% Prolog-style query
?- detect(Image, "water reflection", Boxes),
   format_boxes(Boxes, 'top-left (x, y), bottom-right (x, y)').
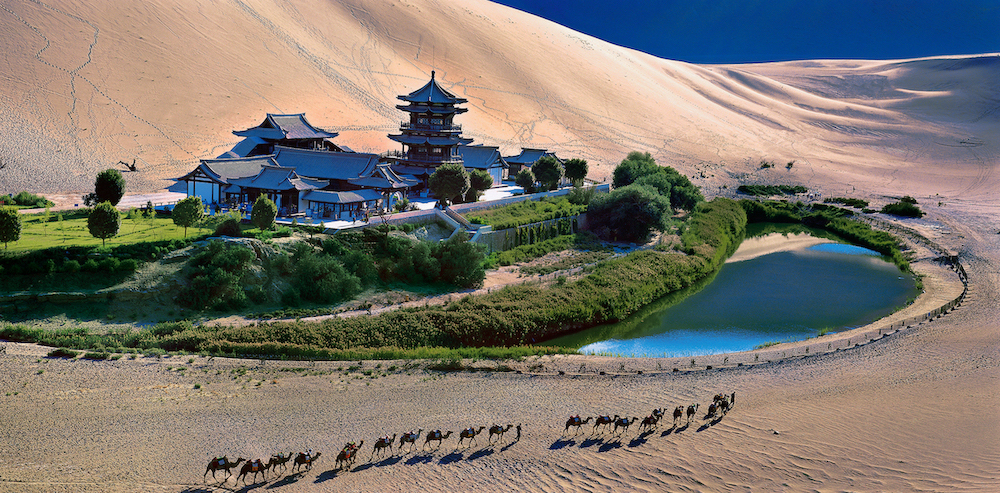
top-left (543, 229), bottom-right (918, 357)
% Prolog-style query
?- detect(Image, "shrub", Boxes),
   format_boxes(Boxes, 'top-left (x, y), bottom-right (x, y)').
top-left (214, 218), bottom-right (242, 237)
top-left (62, 260), bottom-right (81, 273)
top-left (251, 195), bottom-right (277, 231)
top-left (81, 259), bottom-right (99, 272)
top-left (881, 201), bottom-right (924, 218)
top-left (587, 184), bottom-right (673, 243)
top-left (47, 348), bottom-right (79, 358)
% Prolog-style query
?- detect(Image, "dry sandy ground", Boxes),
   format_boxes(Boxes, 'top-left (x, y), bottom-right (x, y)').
top-left (2, 0), bottom-right (999, 491)
top-left (0, 201), bottom-right (996, 493)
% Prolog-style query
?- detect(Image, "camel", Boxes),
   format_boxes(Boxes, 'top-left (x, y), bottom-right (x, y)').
top-left (236, 458), bottom-right (271, 485)
top-left (423, 430), bottom-right (453, 450)
top-left (705, 402), bottom-right (718, 420)
top-left (564, 416), bottom-right (593, 435)
top-left (398, 429), bottom-right (423, 453)
top-left (593, 415), bottom-right (619, 434)
top-left (269, 452), bottom-right (292, 475)
top-left (336, 441), bottom-right (363, 469)
top-left (489, 424), bottom-right (514, 443)
top-left (719, 396), bottom-right (731, 415)
top-left (458, 426), bottom-right (487, 447)
top-left (651, 408), bottom-right (665, 420)
top-left (686, 404), bottom-right (699, 424)
top-left (292, 451), bottom-right (322, 473)
top-left (370, 434), bottom-right (396, 460)
top-left (613, 416), bottom-right (639, 434)
top-left (639, 414), bottom-right (659, 432)
top-left (204, 456), bottom-right (244, 482)
top-left (673, 406), bottom-right (684, 426)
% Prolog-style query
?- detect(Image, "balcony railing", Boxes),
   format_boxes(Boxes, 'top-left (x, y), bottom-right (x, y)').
top-left (399, 122), bottom-right (462, 133)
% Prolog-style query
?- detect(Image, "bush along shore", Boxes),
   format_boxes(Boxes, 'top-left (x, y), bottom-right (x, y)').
top-left (739, 199), bottom-right (911, 271)
top-left (1, 198), bottom-right (747, 360)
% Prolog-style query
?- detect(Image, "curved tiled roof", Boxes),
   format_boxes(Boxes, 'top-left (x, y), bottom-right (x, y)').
top-left (302, 189), bottom-right (383, 204)
top-left (233, 113), bottom-right (338, 140)
top-left (272, 146), bottom-right (379, 181)
top-left (397, 71), bottom-right (468, 105)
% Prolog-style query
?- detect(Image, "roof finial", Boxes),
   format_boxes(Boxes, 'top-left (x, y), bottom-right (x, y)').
top-left (431, 70), bottom-right (435, 80)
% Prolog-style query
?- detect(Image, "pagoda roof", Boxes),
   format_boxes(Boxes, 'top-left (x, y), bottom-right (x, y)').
top-left (398, 71), bottom-right (468, 105)
top-left (395, 104), bottom-right (468, 115)
top-left (233, 113), bottom-right (338, 140)
top-left (348, 163), bottom-right (420, 190)
top-left (177, 155), bottom-right (276, 183)
top-left (457, 145), bottom-right (508, 170)
top-left (228, 165), bottom-right (327, 191)
top-left (504, 148), bottom-right (562, 165)
top-left (388, 134), bottom-right (471, 146)
top-left (302, 189), bottom-right (383, 205)
top-left (218, 137), bottom-right (268, 158)
top-left (272, 146), bottom-right (379, 181)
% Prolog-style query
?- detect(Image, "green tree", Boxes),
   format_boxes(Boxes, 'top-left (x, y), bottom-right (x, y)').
top-left (563, 158), bottom-right (588, 187)
top-left (0, 206), bottom-right (22, 249)
top-left (172, 196), bottom-right (204, 237)
top-left (434, 231), bottom-right (485, 288)
top-left (87, 202), bottom-right (121, 246)
top-left (532, 156), bottom-right (563, 191)
top-left (41, 205), bottom-right (50, 236)
top-left (515, 168), bottom-right (536, 194)
top-left (611, 151), bottom-right (659, 188)
top-left (586, 184), bottom-right (672, 243)
top-left (251, 195), bottom-right (277, 231)
top-left (428, 163), bottom-right (470, 208)
top-left (93, 169), bottom-right (126, 206)
top-left (611, 152), bottom-right (703, 210)
top-left (466, 169), bottom-right (494, 202)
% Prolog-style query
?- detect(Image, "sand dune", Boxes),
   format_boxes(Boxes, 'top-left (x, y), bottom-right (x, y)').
top-left (2, 1), bottom-right (1000, 491)
top-left (1, 0), bottom-right (997, 205)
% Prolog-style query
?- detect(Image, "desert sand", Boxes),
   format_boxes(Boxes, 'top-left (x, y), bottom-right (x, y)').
top-left (1, 0), bottom-right (999, 491)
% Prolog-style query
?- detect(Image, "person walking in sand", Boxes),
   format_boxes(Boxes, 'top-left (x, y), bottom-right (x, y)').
top-left (515, 424), bottom-right (521, 441)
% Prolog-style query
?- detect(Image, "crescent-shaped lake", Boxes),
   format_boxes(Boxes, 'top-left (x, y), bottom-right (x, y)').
top-left (543, 225), bottom-right (920, 356)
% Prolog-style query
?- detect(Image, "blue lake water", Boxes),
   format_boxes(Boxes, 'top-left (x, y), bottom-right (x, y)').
top-left (543, 232), bottom-right (919, 357)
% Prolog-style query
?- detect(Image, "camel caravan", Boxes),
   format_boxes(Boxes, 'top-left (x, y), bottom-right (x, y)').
top-left (562, 391), bottom-right (737, 438)
top-left (204, 393), bottom-right (734, 486)
top-left (204, 423), bottom-right (522, 486)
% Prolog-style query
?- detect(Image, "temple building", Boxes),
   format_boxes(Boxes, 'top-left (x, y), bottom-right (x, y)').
top-left (175, 72), bottom-right (569, 220)
top-left (387, 71), bottom-right (472, 186)
top-left (222, 113), bottom-right (345, 158)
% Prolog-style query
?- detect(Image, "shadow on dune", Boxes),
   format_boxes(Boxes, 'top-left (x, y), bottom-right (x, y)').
top-left (628, 432), bottom-right (651, 448)
top-left (660, 426), bottom-right (677, 437)
top-left (697, 417), bottom-right (723, 432)
top-left (500, 440), bottom-right (518, 452)
top-left (550, 438), bottom-right (576, 450)
top-left (267, 472), bottom-right (304, 489)
top-left (468, 448), bottom-right (495, 461)
top-left (405, 453), bottom-right (435, 465)
top-left (180, 488), bottom-right (215, 493)
top-left (598, 440), bottom-right (623, 453)
top-left (310, 469), bottom-right (338, 484)
top-left (579, 436), bottom-right (603, 448)
top-left (438, 451), bottom-right (465, 465)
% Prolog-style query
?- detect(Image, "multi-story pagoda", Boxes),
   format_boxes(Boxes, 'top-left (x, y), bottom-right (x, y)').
top-left (388, 71), bottom-right (472, 186)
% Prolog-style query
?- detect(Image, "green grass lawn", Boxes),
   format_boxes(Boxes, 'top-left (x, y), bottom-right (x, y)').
top-left (7, 211), bottom-right (215, 252)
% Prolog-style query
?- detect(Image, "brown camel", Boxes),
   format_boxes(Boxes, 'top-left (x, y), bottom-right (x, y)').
top-left (488, 424), bottom-right (514, 443)
top-left (236, 458), bottom-right (271, 485)
top-left (593, 415), bottom-right (619, 434)
top-left (564, 416), bottom-right (593, 435)
top-left (204, 456), bottom-right (244, 482)
top-left (651, 408), bottom-right (665, 420)
top-left (673, 406), bottom-right (684, 426)
top-left (458, 426), bottom-right (487, 447)
top-left (639, 414), bottom-right (659, 432)
top-left (613, 416), bottom-right (638, 434)
top-left (686, 403), bottom-right (699, 424)
top-left (398, 429), bottom-right (423, 453)
top-left (370, 433), bottom-right (397, 460)
top-left (423, 430), bottom-right (453, 450)
top-left (335, 441), bottom-right (362, 470)
top-left (719, 396), bottom-right (731, 415)
top-left (705, 402), bottom-right (718, 420)
top-left (292, 451), bottom-right (322, 473)
top-left (269, 452), bottom-right (292, 475)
